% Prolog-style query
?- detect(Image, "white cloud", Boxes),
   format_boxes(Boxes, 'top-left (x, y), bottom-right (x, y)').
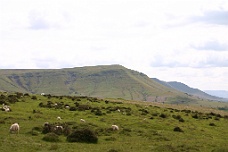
top-left (0, 0), bottom-right (228, 90)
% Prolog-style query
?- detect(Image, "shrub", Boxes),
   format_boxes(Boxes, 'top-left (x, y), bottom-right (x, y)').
top-left (69, 107), bottom-right (77, 111)
top-left (94, 109), bottom-right (103, 116)
top-left (173, 126), bottom-right (183, 132)
top-left (179, 118), bottom-right (185, 122)
top-left (159, 113), bottom-right (167, 118)
top-left (31, 96), bottom-right (37, 100)
top-left (67, 128), bottom-right (98, 143)
top-left (8, 95), bottom-right (19, 103)
top-left (209, 123), bottom-right (216, 126)
top-left (42, 133), bottom-right (60, 142)
top-left (192, 114), bottom-right (198, 119)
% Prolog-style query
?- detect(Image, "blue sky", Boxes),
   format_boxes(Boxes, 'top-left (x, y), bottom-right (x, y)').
top-left (0, 0), bottom-right (228, 91)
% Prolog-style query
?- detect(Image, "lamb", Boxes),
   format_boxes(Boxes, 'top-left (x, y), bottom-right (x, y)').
top-left (10, 123), bottom-right (20, 134)
top-left (111, 125), bottom-right (119, 131)
top-left (57, 116), bottom-right (62, 120)
top-left (80, 119), bottom-right (86, 123)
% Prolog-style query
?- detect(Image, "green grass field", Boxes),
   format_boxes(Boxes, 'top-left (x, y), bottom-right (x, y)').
top-left (0, 92), bottom-right (228, 152)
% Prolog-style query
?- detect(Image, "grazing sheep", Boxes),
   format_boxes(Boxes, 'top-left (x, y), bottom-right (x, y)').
top-left (57, 116), bottom-right (62, 120)
top-left (117, 109), bottom-right (121, 112)
top-left (65, 105), bottom-right (70, 109)
top-left (111, 125), bottom-right (119, 131)
top-left (10, 123), bottom-right (20, 134)
top-left (54, 125), bottom-right (63, 131)
top-left (43, 122), bottom-right (51, 133)
top-left (41, 93), bottom-right (45, 96)
top-left (80, 119), bottom-right (86, 123)
top-left (2, 104), bottom-right (11, 112)
top-left (44, 122), bottom-right (49, 126)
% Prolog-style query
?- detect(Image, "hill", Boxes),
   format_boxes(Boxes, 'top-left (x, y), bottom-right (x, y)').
top-left (152, 78), bottom-right (224, 101)
top-left (0, 92), bottom-right (228, 152)
top-left (1, 65), bottom-right (228, 108)
top-left (0, 65), bottom-right (185, 102)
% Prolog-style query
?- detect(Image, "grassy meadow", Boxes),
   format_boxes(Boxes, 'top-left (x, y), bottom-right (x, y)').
top-left (0, 92), bottom-right (228, 152)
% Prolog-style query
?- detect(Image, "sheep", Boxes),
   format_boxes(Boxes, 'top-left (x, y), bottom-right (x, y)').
top-left (111, 125), bottom-right (119, 131)
top-left (54, 125), bottom-right (63, 131)
top-left (2, 104), bottom-right (11, 112)
top-left (65, 105), bottom-right (70, 109)
top-left (57, 116), bottom-right (62, 120)
top-left (80, 119), bottom-right (86, 123)
top-left (44, 122), bottom-right (49, 126)
top-left (10, 123), bottom-right (20, 134)
top-left (41, 93), bottom-right (45, 96)
top-left (117, 109), bottom-right (121, 112)
top-left (43, 122), bottom-right (51, 133)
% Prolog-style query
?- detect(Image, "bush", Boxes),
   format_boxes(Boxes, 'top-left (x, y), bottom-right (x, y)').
top-left (209, 123), bottom-right (216, 126)
top-left (31, 96), bottom-right (37, 100)
top-left (192, 114), bottom-right (198, 119)
top-left (179, 118), bottom-right (185, 122)
top-left (159, 113), bottom-right (167, 118)
top-left (42, 133), bottom-right (60, 142)
top-left (67, 128), bottom-right (98, 143)
top-left (173, 126), bottom-right (183, 132)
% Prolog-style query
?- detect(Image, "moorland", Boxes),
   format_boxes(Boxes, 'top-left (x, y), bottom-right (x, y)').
top-left (0, 92), bottom-right (227, 152)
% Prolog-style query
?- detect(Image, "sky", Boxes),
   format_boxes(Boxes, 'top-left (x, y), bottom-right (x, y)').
top-left (0, 0), bottom-right (228, 91)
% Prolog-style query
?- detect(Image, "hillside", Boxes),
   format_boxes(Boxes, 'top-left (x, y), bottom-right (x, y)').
top-left (0, 65), bottom-right (184, 102)
top-left (152, 78), bottom-right (224, 101)
top-left (0, 92), bottom-right (228, 152)
top-left (1, 65), bottom-right (228, 109)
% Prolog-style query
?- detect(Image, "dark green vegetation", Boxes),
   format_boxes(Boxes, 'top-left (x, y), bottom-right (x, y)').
top-left (1, 65), bottom-right (228, 110)
top-left (0, 92), bottom-right (228, 152)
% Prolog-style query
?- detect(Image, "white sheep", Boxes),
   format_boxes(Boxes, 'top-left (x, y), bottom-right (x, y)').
top-left (111, 125), bottom-right (119, 131)
top-left (10, 123), bottom-right (20, 134)
top-left (2, 104), bottom-right (11, 112)
top-left (54, 125), bottom-right (63, 131)
top-left (57, 116), bottom-right (62, 120)
top-left (80, 119), bottom-right (86, 123)
top-left (65, 105), bottom-right (70, 109)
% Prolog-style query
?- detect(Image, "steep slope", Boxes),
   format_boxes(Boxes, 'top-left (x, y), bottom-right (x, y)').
top-left (0, 65), bottom-right (187, 102)
top-left (152, 78), bottom-right (223, 101)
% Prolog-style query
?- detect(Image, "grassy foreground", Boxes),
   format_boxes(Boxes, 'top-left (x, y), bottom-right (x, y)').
top-left (0, 92), bottom-right (228, 152)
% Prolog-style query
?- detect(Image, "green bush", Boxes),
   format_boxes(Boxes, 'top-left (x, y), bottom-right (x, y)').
top-left (159, 113), bottom-right (167, 118)
top-left (67, 128), bottom-right (98, 143)
top-left (173, 126), bottom-right (183, 132)
top-left (42, 133), bottom-right (60, 142)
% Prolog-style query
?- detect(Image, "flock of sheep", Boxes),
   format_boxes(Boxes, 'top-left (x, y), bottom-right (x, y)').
top-left (9, 116), bottom-right (119, 135)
